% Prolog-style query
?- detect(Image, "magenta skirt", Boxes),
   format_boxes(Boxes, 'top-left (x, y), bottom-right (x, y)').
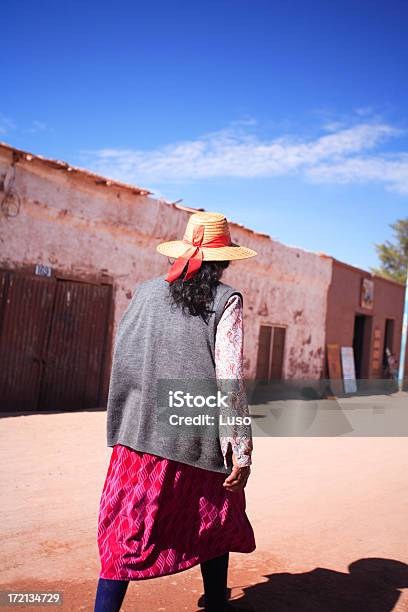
top-left (97, 444), bottom-right (256, 580)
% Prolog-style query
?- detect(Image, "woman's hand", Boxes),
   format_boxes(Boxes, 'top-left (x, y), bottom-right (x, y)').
top-left (223, 452), bottom-right (251, 492)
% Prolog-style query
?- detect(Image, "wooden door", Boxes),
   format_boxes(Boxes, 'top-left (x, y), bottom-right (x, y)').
top-left (0, 270), bottom-right (112, 412)
top-left (0, 271), bottom-right (56, 411)
top-left (270, 326), bottom-right (285, 379)
top-left (256, 325), bottom-right (272, 379)
top-left (256, 325), bottom-right (286, 380)
top-left (38, 280), bottom-right (112, 410)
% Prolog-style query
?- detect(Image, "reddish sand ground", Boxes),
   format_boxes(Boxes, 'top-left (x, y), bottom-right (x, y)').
top-left (1, 399), bottom-right (408, 611)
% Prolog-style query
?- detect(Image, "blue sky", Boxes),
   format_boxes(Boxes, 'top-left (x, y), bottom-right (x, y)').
top-left (1, 0), bottom-right (407, 271)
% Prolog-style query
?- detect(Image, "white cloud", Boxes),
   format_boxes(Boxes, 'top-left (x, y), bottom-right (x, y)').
top-left (0, 114), bottom-right (16, 135)
top-left (81, 118), bottom-right (408, 195)
top-left (355, 106), bottom-right (375, 117)
top-left (26, 120), bottom-right (47, 134)
top-left (0, 114), bottom-right (48, 137)
top-left (306, 154), bottom-right (408, 195)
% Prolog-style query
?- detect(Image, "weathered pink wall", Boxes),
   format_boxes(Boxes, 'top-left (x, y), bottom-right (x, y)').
top-left (0, 147), bottom-right (332, 379)
top-left (220, 234), bottom-right (332, 378)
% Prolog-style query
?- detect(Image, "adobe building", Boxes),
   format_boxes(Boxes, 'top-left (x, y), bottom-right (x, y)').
top-left (324, 258), bottom-right (406, 383)
top-left (0, 142), bottom-right (406, 412)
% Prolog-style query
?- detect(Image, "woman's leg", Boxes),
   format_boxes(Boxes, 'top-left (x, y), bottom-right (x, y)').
top-left (200, 552), bottom-right (229, 611)
top-left (94, 577), bottom-right (129, 612)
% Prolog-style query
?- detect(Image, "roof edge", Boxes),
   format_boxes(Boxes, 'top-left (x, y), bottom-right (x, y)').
top-left (331, 256), bottom-right (405, 287)
top-left (1, 142), bottom-right (398, 283)
top-left (0, 141), bottom-right (152, 196)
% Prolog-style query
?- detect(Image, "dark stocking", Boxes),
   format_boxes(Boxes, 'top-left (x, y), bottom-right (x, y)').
top-left (94, 577), bottom-right (129, 612)
top-left (200, 552), bottom-right (229, 611)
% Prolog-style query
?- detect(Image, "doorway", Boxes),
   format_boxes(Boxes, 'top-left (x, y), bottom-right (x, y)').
top-left (352, 314), bottom-right (372, 379)
top-left (255, 325), bottom-right (286, 380)
top-left (383, 319), bottom-right (395, 361)
top-left (0, 269), bottom-right (113, 412)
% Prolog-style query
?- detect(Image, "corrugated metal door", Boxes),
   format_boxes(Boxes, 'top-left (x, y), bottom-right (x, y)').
top-left (38, 280), bottom-right (112, 410)
top-left (0, 271), bottom-right (112, 412)
top-left (0, 271), bottom-right (56, 411)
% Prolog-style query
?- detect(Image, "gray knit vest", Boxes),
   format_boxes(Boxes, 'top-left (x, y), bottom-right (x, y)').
top-left (106, 274), bottom-right (243, 473)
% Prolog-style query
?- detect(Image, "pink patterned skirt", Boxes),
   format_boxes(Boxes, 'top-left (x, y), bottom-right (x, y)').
top-left (97, 444), bottom-right (256, 580)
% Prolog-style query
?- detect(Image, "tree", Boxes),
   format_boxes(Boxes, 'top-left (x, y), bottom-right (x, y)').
top-left (370, 217), bottom-right (408, 285)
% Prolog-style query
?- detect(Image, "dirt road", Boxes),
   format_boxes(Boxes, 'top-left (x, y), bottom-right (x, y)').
top-left (1, 405), bottom-right (408, 611)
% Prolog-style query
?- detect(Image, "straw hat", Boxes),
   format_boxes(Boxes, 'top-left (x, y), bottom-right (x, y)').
top-left (157, 211), bottom-right (257, 261)
top-left (157, 211), bottom-right (257, 282)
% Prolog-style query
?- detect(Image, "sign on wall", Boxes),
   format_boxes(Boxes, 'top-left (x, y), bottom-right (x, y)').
top-left (35, 264), bottom-right (52, 277)
top-left (340, 346), bottom-right (357, 393)
top-left (360, 278), bottom-right (374, 309)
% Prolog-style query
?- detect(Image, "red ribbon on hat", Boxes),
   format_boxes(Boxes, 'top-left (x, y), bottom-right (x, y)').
top-left (165, 224), bottom-right (232, 283)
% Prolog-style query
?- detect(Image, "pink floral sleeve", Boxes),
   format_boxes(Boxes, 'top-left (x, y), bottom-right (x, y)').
top-left (215, 294), bottom-right (253, 469)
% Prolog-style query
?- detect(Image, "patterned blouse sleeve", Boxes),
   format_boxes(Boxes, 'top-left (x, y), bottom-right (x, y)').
top-left (215, 294), bottom-right (253, 469)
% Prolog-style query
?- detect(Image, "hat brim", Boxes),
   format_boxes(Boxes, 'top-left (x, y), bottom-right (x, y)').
top-left (156, 240), bottom-right (257, 261)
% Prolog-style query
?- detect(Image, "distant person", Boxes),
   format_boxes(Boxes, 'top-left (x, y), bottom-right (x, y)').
top-left (94, 211), bottom-right (257, 612)
top-left (384, 347), bottom-right (398, 384)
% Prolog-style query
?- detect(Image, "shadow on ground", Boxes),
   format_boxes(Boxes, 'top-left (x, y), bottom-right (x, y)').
top-left (196, 557), bottom-right (408, 611)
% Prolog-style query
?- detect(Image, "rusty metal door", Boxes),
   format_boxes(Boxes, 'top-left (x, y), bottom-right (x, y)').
top-left (0, 271), bottom-right (56, 411)
top-left (0, 270), bottom-right (112, 412)
top-left (38, 280), bottom-right (112, 410)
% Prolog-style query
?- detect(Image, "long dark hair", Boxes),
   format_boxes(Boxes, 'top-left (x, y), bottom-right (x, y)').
top-left (168, 260), bottom-right (230, 321)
